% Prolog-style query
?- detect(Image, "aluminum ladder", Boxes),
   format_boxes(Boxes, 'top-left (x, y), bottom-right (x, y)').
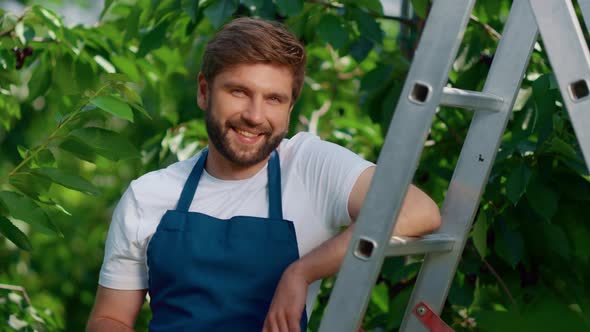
top-left (318, 0), bottom-right (590, 331)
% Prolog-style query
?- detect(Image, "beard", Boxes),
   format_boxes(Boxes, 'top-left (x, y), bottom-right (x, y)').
top-left (205, 101), bottom-right (287, 167)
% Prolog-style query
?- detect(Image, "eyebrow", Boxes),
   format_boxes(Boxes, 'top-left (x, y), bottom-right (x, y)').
top-left (222, 82), bottom-right (250, 92)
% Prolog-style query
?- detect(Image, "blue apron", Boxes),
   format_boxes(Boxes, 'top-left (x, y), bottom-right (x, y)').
top-left (146, 149), bottom-right (307, 331)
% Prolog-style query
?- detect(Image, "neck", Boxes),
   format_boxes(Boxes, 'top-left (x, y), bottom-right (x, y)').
top-left (204, 144), bottom-right (270, 180)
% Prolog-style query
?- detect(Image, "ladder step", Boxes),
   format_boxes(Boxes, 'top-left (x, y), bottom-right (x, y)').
top-left (440, 87), bottom-right (504, 112)
top-left (386, 234), bottom-right (455, 257)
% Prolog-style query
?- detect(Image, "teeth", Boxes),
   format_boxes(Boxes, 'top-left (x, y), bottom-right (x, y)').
top-left (236, 129), bottom-right (258, 138)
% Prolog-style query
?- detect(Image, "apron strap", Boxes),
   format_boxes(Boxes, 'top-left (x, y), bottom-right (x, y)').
top-left (267, 150), bottom-right (283, 220)
top-left (176, 148), bottom-right (283, 219)
top-left (176, 148), bottom-right (208, 212)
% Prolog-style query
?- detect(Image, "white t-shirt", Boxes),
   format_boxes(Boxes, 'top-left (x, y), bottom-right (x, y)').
top-left (99, 132), bottom-right (374, 318)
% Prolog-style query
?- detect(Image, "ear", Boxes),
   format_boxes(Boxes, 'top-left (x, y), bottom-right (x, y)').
top-left (197, 73), bottom-right (209, 110)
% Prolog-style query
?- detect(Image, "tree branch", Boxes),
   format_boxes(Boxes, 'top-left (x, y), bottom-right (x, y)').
top-left (308, 99), bottom-right (332, 135)
top-left (305, 0), bottom-right (416, 26)
top-left (470, 14), bottom-right (502, 41)
top-left (0, 283), bottom-right (32, 306)
top-left (481, 257), bottom-right (518, 309)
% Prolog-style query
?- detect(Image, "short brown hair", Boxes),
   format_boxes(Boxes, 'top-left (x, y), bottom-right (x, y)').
top-left (201, 17), bottom-right (306, 102)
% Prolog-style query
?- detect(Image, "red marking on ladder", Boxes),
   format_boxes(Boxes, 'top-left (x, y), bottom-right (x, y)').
top-left (413, 301), bottom-right (454, 332)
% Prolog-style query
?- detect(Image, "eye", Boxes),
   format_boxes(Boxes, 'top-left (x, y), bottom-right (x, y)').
top-left (268, 96), bottom-right (283, 104)
top-left (231, 89), bottom-right (246, 97)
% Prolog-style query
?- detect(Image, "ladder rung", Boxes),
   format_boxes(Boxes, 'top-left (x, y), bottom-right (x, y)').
top-left (386, 234), bottom-right (455, 257)
top-left (440, 87), bottom-right (504, 112)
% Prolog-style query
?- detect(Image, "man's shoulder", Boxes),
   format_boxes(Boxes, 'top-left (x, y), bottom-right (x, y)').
top-left (280, 131), bottom-right (361, 162)
top-left (279, 132), bottom-right (321, 159)
top-left (128, 152), bottom-right (202, 200)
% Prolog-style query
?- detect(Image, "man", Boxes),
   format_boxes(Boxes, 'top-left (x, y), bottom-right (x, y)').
top-left (87, 17), bottom-right (441, 332)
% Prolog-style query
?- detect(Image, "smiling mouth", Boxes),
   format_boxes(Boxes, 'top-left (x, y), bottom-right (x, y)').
top-left (235, 128), bottom-right (260, 138)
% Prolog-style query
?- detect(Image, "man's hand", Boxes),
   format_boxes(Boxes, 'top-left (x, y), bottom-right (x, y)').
top-left (263, 263), bottom-right (308, 332)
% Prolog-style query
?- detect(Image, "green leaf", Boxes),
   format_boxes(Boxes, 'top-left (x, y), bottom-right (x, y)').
top-left (384, 261), bottom-right (421, 285)
top-left (349, 36), bottom-right (374, 63)
top-left (35, 149), bottom-right (56, 167)
top-left (526, 179), bottom-right (558, 221)
top-left (74, 60), bottom-right (96, 93)
top-left (182, 0), bottom-right (200, 22)
top-left (8, 173), bottom-right (52, 200)
top-left (494, 225), bottom-right (524, 268)
top-left (570, 226), bottom-right (590, 263)
top-left (53, 56), bottom-right (78, 95)
top-left (370, 283), bottom-right (389, 312)
top-left (541, 223), bottom-right (570, 259)
top-left (111, 56), bottom-right (141, 82)
top-left (506, 162), bottom-right (532, 204)
top-left (32, 5), bottom-right (63, 30)
top-left (17, 145), bottom-right (28, 159)
top-left (356, 0), bottom-right (384, 15)
top-left (124, 5), bottom-right (141, 43)
top-left (472, 211), bottom-right (488, 258)
top-left (28, 57), bottom-right (52, 99)
top-left (0, 197), bottom-right (8, 216)
top-left (100, 0), bottom-right (116, 20)
top-left (137, 17), bottom-right (173, 57)
top-left (68, 127), bottom-right (139, 161)
top-left (0, 216), bottom-right (32, 251)
top-left (33, 168), bottom-right (101, 196)
top-left (352, 8), bottom-right (383, 43)
top-left (475, 291), bottom-right (588, 331)
top-left (90, 95), bottom-right (134, 122)
top-left (15, 21), bottom-right (25, 44)
top-left (546, 136), bottom-right (578, 160)
top-left (113, 83), bottom-right (144, 106)
top-left (204, 0), bottom-right (239, 28)
top-left (274, 0), bottom-right (303, 17)
top-left (448, 272), bottom-right (474, 306)
top-left (483, 0), bottom-right (501, 19)
top-left (387, 287), bottom-right (412, 330)
top-left (316, 15), bottom-right (349, 50)
top-left (0, 49), bottom-right (16, 71)
top-left (381, 257), bottom-right (404, 281)
top-left (411, 0), bottom-right (430, 18)
top-left (0, 191), bottom-right (60, 236)
top-left (242, 0), bottom-right (265, 8)
top-left (361, 65), bottom-right (394, 92)
top-left (113, 83), bottom-right (151, 119)
top-left (59, 138), bottom-right (98, 163)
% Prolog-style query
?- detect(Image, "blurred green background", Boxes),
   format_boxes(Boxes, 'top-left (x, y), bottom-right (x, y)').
top-left (1, 0), bottom-right (590, 330)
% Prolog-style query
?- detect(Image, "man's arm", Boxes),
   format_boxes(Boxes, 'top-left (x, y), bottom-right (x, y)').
top-left (86, 286), bottom-right (147, 332)
top-left (263, 166), bottom-right (441, 332)
top-left (348, 166), bottom-right (442, 236)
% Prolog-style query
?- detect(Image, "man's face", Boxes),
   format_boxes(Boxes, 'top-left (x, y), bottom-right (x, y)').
top-left (198, 63), bottom-right (294, 167)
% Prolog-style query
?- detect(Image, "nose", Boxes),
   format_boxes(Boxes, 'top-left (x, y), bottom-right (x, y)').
top-left (241, 96), bottom-right (265, 126)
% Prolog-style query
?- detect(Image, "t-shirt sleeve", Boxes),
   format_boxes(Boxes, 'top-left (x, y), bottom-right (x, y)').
top-left (98, 185), bottom-right (148, 290)
top-left (294, 134), bottom-right (374, 229)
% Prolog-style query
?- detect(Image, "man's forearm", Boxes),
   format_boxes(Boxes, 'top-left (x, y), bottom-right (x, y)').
top-left (292, 209), bottom-right (441, 284)
top-left (86, 318), bottom-right (135, 332)
top-left (291, 224), bottom-right (356, 284)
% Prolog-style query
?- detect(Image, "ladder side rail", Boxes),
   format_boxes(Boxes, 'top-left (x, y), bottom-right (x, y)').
top-left (576, 0), bottom-right (590, 35)
top-left (400, 1), bottom-right (539, 331)
top-left (529, 0), bottom-right (590, 171)
top-left (318, 1), bottom-right (477, 331)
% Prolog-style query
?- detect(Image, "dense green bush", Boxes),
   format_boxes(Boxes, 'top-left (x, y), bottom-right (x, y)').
top-left (1, 0), bottom-right (589, 330)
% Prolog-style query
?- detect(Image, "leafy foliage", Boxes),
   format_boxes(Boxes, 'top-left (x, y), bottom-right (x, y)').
top-left (1, 0), bottom-right (589, 330)
top-left (0, 290), bottom-right (61, 331)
